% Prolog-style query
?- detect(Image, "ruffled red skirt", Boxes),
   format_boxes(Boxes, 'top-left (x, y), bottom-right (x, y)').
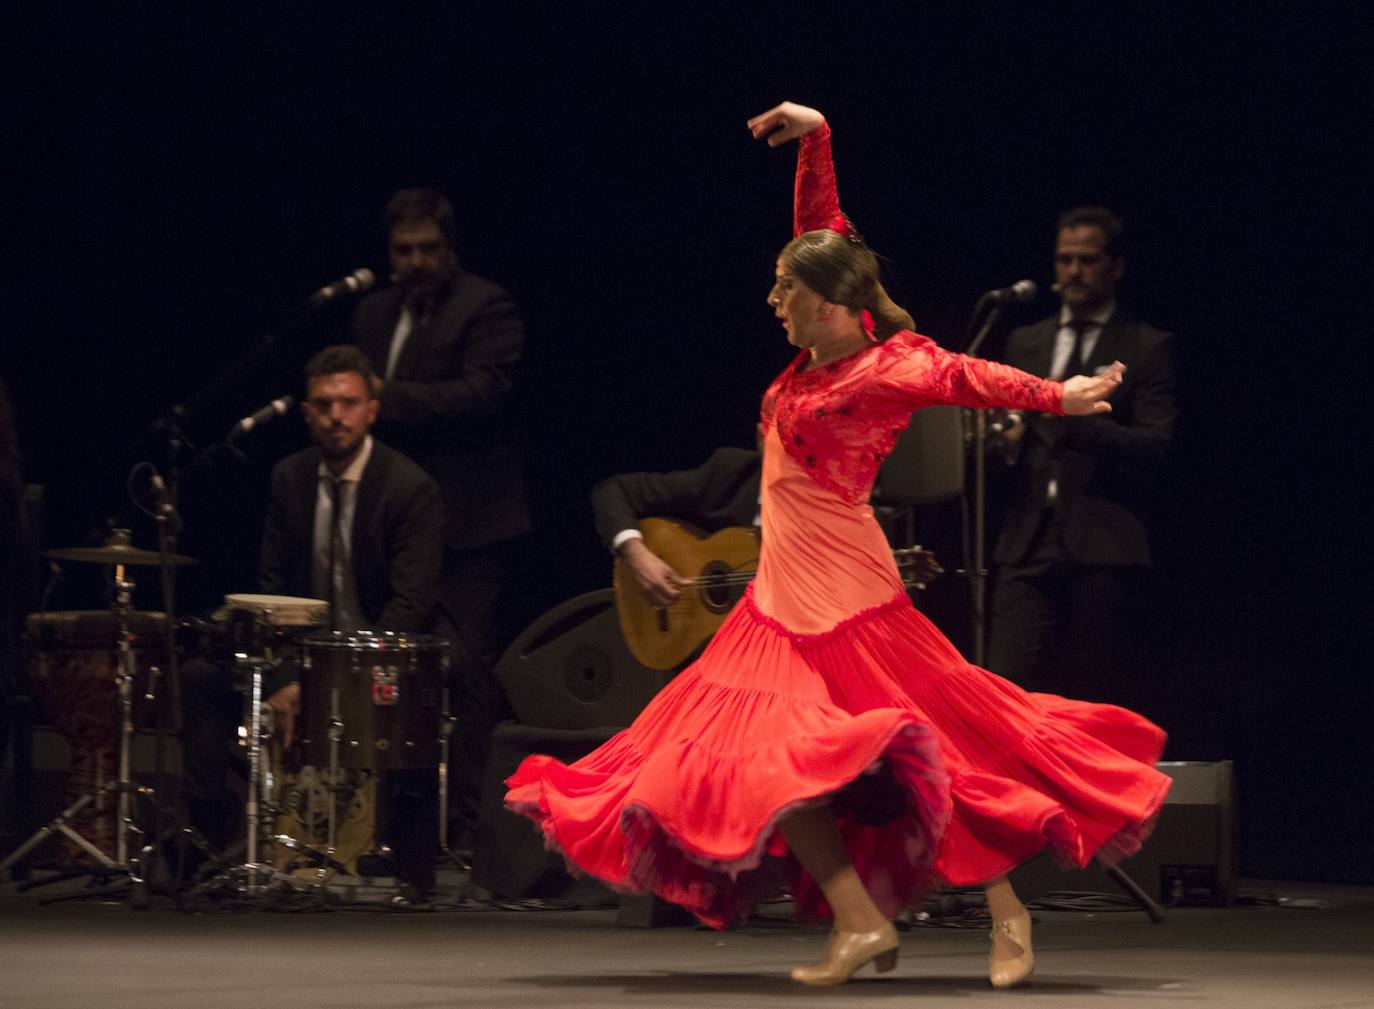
top-left (505, 588), bottom-right (1168, 930)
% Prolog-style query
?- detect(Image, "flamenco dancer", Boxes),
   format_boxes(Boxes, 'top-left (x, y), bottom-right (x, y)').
top-left (507, 102), bottom-right (1169, 989)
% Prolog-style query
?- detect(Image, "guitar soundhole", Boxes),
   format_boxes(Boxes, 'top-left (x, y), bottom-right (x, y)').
top-left (698, 561), bottom-right (742, 614)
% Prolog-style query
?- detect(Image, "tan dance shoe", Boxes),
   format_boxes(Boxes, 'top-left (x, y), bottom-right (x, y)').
top-left (790, 922), bottom-right (899, 986)
top-left (988, 908), bottom-right (1034, 988)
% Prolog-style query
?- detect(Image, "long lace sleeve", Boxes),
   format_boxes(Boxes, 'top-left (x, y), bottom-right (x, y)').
top-left (875, 333), bottom-right (1064, 415)
top-left (792, 123), bottom-right (877, 337)
top-left (794, 123), bottom-right (848, 237)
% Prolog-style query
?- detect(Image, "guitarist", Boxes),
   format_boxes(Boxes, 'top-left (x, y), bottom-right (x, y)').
top-left (591, 444), bottom-right (762, 610)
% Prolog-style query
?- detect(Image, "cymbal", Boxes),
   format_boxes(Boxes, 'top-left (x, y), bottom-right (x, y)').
top-left (44, 544), bottom-right (199, 566)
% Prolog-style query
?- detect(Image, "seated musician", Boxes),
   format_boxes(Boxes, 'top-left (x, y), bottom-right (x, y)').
top-left (594, 433), bottom-right (939, 617)
top-left (592, 443), bottom-right (761, 612)
top-left (180, 345), bottom-right (444, 893)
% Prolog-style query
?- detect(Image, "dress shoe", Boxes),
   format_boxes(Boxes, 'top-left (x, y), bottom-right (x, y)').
top-left (988, 909), bottom-right (1034, 988)
top-left (791, 922), bottom-right (899, 986)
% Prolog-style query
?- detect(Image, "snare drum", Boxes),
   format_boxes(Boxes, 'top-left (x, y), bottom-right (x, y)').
top-left (24, 610), bottom-right (169, 858)
top-left (297, 631), bottom-right (447, 771)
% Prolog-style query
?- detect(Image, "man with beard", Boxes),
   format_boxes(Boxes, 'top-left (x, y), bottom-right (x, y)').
top-left (988, 207), bottom-right (1177, 704)
top-left (352, 189), bottom-right (531, 858)
top-left (179, 345), bottom-right (444, 894)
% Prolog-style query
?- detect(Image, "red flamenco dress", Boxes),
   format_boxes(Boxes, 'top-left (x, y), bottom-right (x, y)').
top-left (505, 123), bottom-right (1169, 930)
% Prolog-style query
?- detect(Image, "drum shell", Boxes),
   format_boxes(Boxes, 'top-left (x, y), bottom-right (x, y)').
top-left (23, 610), bottom-right (170, 859)
top-left (24, 610), bottom-right (169, 735)
top-left (297, 632), bottom-right (446, 771)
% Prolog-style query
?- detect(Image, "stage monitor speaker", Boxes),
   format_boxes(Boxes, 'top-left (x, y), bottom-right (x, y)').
top-left (873, 406), bottom-right (965, 505)
top-left (1010, 760), bottom-right (1237, 907)
top-left (494, 589), bottom-right (675, 730)
top-left (471, 720), bottom-right (617, 904)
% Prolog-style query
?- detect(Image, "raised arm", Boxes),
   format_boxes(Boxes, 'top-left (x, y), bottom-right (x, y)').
top-left (747, 101), bottom-right (847, 237)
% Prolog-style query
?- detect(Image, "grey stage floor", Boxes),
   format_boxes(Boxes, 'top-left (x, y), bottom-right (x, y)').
top-left (1, 880), bottom-right (1372, 1009)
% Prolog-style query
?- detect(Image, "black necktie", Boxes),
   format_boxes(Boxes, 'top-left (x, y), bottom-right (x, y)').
top-left (327, 477), bottom-right (344, 630)
top-left (1064, 318), bottom-right (1094, 378)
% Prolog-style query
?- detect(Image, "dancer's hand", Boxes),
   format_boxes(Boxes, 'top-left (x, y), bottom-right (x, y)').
top-left (747, 102), bottom-right (825, 147)
top-left (1061, 361), bottom-right (1125, 415)
top-left (620, 538), bottom-right (685, 608)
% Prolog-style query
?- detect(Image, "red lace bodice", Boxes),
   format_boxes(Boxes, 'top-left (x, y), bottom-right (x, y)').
top-left (760, 123), bottom-right (1064, 505)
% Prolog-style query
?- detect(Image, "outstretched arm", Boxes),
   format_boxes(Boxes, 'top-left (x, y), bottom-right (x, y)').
top-left (878, 336), bottom-right (1124, 416)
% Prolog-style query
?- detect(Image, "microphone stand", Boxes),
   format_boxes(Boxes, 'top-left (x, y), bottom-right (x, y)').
top-left (150, 482), bottom-right (183, 894)
top-left (145, 295), bottom-right (327, 489)
top-left (128, 298), bottom-right (326, 891)
top-left (960, 296), bottom-right (1004, 668)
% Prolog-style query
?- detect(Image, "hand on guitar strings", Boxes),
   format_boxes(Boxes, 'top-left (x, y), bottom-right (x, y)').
top-left (620, 538), bottom-right (686, 609)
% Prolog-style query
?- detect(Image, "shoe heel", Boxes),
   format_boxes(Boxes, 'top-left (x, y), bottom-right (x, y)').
top-left (874, 949), bottom-right (898, 973)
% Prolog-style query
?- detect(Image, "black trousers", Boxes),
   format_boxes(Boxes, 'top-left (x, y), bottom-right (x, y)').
top-left (987, 513), bottom-right (1147, 705)
top-left (438, 538), bottom-right (528, 846)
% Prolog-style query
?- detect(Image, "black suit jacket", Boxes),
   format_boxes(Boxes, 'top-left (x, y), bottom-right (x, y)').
top-left (258, 440), bottom-right (445, 632)
top-left (995, 311), bottom-right (1177, 567)
top-left (353, 272), bottom-right (531, 553)
top-left (591, 447), bottom-right (761, 550)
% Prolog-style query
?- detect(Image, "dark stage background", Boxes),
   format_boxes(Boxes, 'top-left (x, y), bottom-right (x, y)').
top-left (6, 5), bottom-right (1371, 883)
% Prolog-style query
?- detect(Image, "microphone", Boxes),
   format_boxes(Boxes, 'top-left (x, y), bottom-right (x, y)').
top-left (308, 268), bottom-right (375, 305)
top-left (984, 279), bottom-right (1038, 304)
top-left (149, 470), bottom-right (183, 536)
top-left (228, 395), bottom-right (295, 440)
top-left (149, 472), bottom-right (175, 518)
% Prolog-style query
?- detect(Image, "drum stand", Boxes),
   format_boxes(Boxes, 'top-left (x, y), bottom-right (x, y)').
top-left (437, 688), bottom-right (465, 869)
top-left (1, 566), bottom-right (171, 903)
top-left (186, 648), bottom-right (323, 901)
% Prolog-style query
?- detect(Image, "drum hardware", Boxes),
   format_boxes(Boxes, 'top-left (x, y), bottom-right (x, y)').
top-left (42, 535), bottom-right (198, 568)
top-left (181, 627), bottom-right (450, 899)
top-left (184, 684), bottom-right (327, 902)
top-left (438, 689), bottom-right (456, 861)
top-left (186, 598), bottom-right (336, 901)
top-left (294, 632), bottom-right (449, 889)
top-left (1, 562), bottom-right (173, 900)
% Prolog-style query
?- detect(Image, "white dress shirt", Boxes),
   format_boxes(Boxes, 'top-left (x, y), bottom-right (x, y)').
top-left (1049, 301), bottom-right (1115, 379)
top-left (385, 305), bottom-right (416, 380)
top-left (1043, 302), bottom-right (1115, 504)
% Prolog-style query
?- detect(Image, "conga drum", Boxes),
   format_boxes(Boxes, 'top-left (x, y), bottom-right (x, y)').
top-left (24, 610), bottom-right (168, 861)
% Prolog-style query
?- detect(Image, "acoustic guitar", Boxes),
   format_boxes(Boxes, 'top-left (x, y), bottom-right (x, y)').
top-left (614, 517), bottom-right (942, 671)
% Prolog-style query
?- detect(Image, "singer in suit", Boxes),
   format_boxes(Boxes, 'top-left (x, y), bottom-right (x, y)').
top-left (352, 188), bottom-right (531, 854)
top-left (591, 446), bottom-right (762, 610)
top-left (987, 207), bottom-right (1177, 704)
top-left (180, 345), bottom-right (444, 892)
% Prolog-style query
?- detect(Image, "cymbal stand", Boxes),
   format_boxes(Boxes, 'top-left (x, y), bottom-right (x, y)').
top-left (242, 648), bottom-right (270, 889)
top-left (436, 684), bottom-right (469, 871)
